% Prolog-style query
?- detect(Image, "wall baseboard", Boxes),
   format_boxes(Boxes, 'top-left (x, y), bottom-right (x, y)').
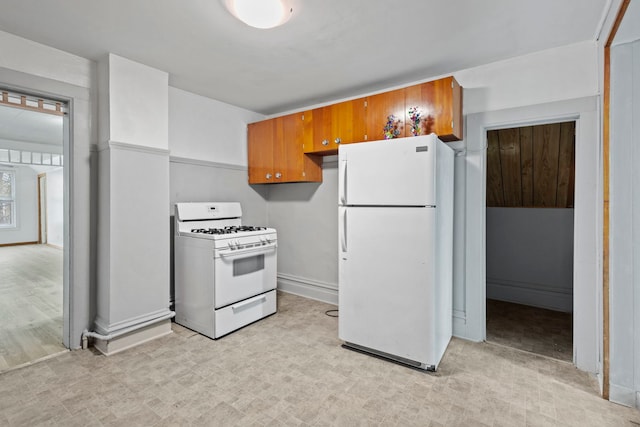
top-left (609, 383), bottom-right (639, 408)
top-left (487, 278), bottom-right (573, 312)
top-left (452, 309), bottom-right (479, 341)
top-left (277, 273), bottom-right (338, 306)
top-left (93, 319), bottom-right (172, 356)
top-left (46, 243), bottom-right (63, 250)
top-left (0, 241), bottom-right (38, 247)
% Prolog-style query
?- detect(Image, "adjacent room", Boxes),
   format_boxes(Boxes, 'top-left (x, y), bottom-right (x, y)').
top-left (485, 122), bottom-right (575, 362)
top-left (0, 100), bottom-right (66, 371)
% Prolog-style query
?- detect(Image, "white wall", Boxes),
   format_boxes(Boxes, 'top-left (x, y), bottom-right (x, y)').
top-left (609, 38), bottom-right (640, 408)
top-left (169, 87), bottom-right (264, 166)
top-left (267, 160), bottom-right (339, 303)
top-left (455, 41), bottom-right (598, 115)
top-left (0, 165), bottom-right (37, 244)
top-left (266, 42), bottom-right (600, 316)
top-left (167, 86), bottom-right (268, 222)
top-left (486, 208), bottom-right (574, 312)
top-left (104, 54), bottom-right (168, 150)
top-left (96, 54), bottom-right (173, 350)
top-left (0, 31), bottom-right (92, 89)
top-left (46, 167), bottom-right (64, 248)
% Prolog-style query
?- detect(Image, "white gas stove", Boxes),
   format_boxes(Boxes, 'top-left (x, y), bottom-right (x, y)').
top-left (174, 202), bottom-right (277, 339)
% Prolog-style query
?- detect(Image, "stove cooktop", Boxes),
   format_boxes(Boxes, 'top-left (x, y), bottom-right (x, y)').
top-left (179, 225), bottom-right (276, 242)
top-left (190, 226), bottom-right (267, 235)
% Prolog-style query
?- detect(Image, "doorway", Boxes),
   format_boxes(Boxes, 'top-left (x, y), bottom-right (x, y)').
top-left (484, 122), bottom-right (575, 361)
top-left (0, 91), bottom-right (67, 371)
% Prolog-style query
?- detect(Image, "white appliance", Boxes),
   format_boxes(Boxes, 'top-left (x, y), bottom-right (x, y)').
top-left (174, 202), bottom-right (277, 339)
top-left (338, 134), bottom-right (454, 371)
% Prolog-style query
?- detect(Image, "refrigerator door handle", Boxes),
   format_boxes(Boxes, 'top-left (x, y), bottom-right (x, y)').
top-left (339, 159), bottom-right (347, 205)
top-left (340, 209), bottom-right (347, 252)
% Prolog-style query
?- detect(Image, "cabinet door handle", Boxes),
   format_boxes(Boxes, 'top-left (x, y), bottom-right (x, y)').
top-left (335, 138), bottom-right (341, 144)
top-left (265, 173), bottom-right (272, 179)
top-left (275, 172), bottom-right (282, 179)
top-left (322, 139), bottom-right (329, 146)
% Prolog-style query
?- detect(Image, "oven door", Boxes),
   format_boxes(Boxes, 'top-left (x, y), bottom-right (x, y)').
top-left (214, 243), bottom-right (277, 308)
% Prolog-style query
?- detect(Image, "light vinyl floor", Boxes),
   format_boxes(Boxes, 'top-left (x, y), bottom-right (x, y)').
top-left (0, 244), bottom-right (65, 372)
top-left (1, 292), bottom-right (639, 426)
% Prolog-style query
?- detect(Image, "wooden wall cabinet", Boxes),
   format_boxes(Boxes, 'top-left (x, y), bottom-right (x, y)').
top-left (404, 76), bottom-right (462, 141)
top-left (248, 112), bottom-right (322, 184)
top-left (248, 76), bottom-right (462, 183)
top-left (305, 98), bottom-right (367, 155)
top-left (364, 89), bottom-right (406, 142)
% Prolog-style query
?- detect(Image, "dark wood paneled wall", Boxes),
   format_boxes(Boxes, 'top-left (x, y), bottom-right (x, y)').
top-left (486, 121), bottom-right (575, 208)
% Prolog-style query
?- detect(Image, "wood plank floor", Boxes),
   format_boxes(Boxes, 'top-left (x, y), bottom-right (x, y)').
top-left (0, 244), bottom-right (65, 372)
top-left (486, 298), bottom-right (573, 362)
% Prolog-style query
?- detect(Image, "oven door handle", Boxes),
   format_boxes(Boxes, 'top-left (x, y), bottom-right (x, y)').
top-left (231, 294), bottom-right (267, 312)
top-left (218, 242), bottom-right (277, 258)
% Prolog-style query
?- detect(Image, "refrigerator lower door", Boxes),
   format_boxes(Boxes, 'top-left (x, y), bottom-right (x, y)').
top-left (339, 206), bottom-right (436, 368)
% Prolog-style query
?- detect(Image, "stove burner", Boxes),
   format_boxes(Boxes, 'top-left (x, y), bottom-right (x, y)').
top-left (190, 225), bottom-right (267, 235)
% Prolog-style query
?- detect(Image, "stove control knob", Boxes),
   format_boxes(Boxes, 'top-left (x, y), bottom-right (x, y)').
top-left (265, 236), bottom-right (271, 244)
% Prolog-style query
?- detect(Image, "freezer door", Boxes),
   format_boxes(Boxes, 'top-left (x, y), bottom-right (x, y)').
top-left (339, 135), bottom-right (436, 206)
top-left (338, 206), bottom-right (437, 365)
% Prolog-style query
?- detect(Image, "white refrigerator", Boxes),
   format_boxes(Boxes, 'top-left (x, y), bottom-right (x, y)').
top-left (338, 134), bottom-right (454, 371)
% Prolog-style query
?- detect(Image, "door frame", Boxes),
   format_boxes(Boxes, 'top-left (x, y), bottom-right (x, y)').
top-left (37, 172), bottom-right (46, 244)
top-left (0, 66), bottom-right (94, 350)
top-left (602, 0), bottom-right (631, 401)
top-left (459, 96), bottom-right (601, 377)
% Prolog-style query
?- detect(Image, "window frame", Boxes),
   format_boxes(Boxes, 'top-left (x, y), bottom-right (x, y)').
top-left (0, 168), bottom-right (16, 229)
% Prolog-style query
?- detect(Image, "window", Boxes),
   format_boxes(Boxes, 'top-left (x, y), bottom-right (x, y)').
top-left (0, 170), bottom-right (16, 228)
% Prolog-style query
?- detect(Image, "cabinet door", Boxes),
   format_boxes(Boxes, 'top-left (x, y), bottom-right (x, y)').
top-left (309, 105), bottom-right (334, 154)
top-left (404, 77), bottom-right (462, 141)
top-left (331, 98), bottom-right (367, 146)
top-left (274, 112), bottom-right (322, 183)
top-left (248, 119), bottom-right (275, 184)
top-left (308, 99), bottom-right (366, 154)
top-left (365, 89), bottom-right (405, 142)
top-left (299, 111), bottom-right (323, 182)
top-left (301, 109), bottom-right (315, 154)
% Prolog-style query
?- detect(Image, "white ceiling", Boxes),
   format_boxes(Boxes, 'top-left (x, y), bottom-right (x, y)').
top-left (0, 105), bottom-right (63, 146)
top-left (613, 0), bottom-right (640, 46)
top-left (0, 0), bottom-right (610, 115)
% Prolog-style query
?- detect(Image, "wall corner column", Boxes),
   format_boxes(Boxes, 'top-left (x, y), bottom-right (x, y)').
top-left (95, 53), bottom-right (173, 355)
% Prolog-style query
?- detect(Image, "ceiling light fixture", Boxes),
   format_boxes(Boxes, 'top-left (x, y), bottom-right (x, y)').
top-left (224, 0), bottom-right (293, 29)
